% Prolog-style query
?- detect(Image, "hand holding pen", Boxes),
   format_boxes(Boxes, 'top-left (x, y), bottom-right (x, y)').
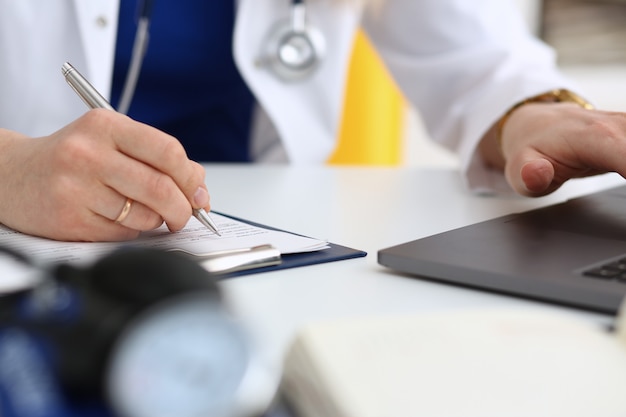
top-left (61, 62), bottom-right (220, 237)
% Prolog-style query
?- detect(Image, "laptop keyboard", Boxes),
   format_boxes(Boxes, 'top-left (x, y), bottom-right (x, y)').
top-left (583, 257), bottom-right (626, 282)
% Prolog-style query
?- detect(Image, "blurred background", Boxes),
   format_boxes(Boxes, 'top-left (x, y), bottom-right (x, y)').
top-left (405, 0), bottom-right (626, 168)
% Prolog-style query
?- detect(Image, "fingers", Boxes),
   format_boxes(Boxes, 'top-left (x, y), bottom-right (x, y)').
top-left (89, 185), bottom-right (163, 231)
top-left (192, 184), bottom-right (211, 211)
top-left (106, 113), bottom-right (209, 209)
top-left (96, 151), bottom-right (191, 231)
top-left (74, 110), bottom-right (209, 232)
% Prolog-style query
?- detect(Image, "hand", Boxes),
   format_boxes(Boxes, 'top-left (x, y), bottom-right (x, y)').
top-left (0, 109), bottom-right (211, 241)
top-left (482, 102), bottom-right (624, 197)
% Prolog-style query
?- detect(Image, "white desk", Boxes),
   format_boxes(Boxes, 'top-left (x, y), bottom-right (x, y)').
top-left (203, 164), bottom-right (624, 370)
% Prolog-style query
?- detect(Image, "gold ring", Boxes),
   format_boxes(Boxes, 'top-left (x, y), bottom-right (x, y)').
top-left (114, 198), bottom-right (133, 224)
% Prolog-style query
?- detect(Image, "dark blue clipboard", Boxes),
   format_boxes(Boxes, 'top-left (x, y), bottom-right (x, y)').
top-left (214, 212), bottom-right (367, 279)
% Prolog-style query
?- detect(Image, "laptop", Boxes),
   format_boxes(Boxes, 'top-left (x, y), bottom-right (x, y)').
top-left (378, 183), bottom-right (626, 314)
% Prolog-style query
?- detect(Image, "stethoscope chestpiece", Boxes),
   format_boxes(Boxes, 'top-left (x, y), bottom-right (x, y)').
top-left (258, 1), bottom-right (326, 82)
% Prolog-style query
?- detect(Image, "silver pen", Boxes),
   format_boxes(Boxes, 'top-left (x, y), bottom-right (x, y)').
top-left (61, 62), bottom-right (222, 236)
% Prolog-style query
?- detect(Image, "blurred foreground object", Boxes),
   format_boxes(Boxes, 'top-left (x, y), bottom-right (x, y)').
top-left (281, 307), bottom-right (626, 417)
top-left (0, 248), bottom-right (277, 417)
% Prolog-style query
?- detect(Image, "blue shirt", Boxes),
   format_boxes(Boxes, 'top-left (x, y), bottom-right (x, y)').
top-left (110, 2), bottom-right (255, 162)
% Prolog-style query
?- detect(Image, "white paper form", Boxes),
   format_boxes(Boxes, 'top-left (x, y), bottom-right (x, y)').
top-left (0, 213), bottom-right (328, 268)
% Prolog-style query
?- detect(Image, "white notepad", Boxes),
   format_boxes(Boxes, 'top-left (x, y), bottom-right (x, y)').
top-left (281, 308), bottom-right (626, 417)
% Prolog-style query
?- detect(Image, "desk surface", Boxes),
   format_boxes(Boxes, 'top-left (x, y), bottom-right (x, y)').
top-left (203, 164), bottom-right (624, 369)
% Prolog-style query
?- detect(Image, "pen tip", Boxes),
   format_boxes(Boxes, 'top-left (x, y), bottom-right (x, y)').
top-left (61, 62), bottom-right (73, 76)
top-left (193, 208), bottom-right (221, 236)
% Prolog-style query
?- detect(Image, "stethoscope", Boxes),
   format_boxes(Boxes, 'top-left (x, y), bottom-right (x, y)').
top-left (118, 0), bottom-right (325, 115)
top-left (257, 0), bottom-right (326, 82)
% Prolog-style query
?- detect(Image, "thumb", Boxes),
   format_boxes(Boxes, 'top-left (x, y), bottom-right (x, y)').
top-left (506, 154), bottom-right (558, 197)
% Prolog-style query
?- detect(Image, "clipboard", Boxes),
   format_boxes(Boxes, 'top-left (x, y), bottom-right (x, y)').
top-left (203, 212), bottom-right (367, 279)
top-left (0, 211), bottom-right (365, 281)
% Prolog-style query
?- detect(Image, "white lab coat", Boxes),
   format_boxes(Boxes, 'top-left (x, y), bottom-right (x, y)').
top-left (0, 0), bottom-right (574, 193)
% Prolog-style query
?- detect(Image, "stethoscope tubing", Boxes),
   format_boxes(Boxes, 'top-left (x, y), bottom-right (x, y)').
top-left (117, 0), bottom-right (154, 115)
top-left (117, 0), bottom-right (319, 113)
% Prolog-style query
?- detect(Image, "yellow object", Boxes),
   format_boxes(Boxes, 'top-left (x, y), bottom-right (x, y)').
top-left (328, 30), bottom-right (405, 165)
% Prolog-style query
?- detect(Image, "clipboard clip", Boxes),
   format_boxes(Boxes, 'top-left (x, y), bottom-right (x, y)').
top-left (169, 244), bottom-right (282, 275)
